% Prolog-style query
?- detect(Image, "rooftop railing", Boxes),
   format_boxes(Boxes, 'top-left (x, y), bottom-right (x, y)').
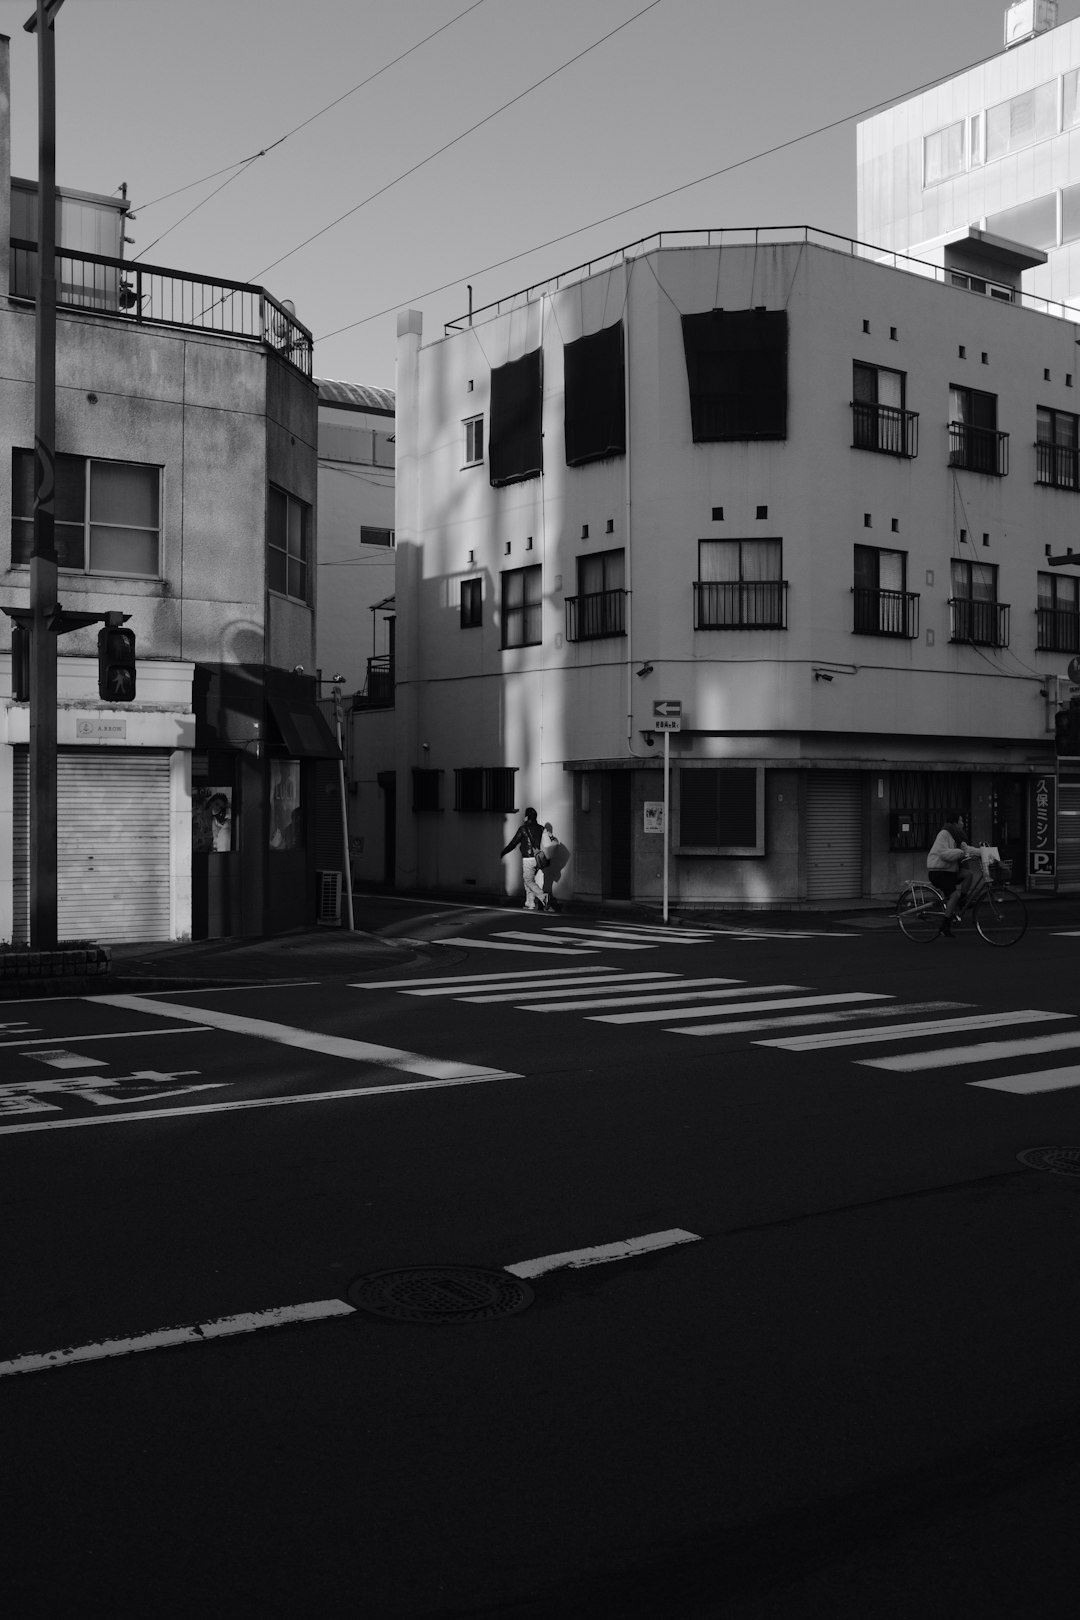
top-left (445, 225), bottom-right (1080, 334)
top-left (9, 240), bottom-right (313, 378)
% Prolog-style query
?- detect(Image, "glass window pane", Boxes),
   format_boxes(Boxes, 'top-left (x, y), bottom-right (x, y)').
top-left (56, 523), bottom-right (85, 568)
top-left (1038, 406), bottom-right (1054, 443)
top-left (287, 558), bottom-right (306, 600)
top-left (503, 570), bottom-right (523, 609)
top-left (603, 549), bottom-right (625, 591)
top-left (54, 454), bottom-right (86, 524)
top-left (90, 461), bottom-right (159, 528)
top-left (269, 760), bottom-right (302, 850)
top-left (879, 550), bottom-right (904, 593)
top-left (951, 559), bottom-right (969, 595)
top-left (524, 565), bottom-right (542, 606)
top-left (268, 548), bottom-right (287, 594)
top-left (88, 525), bottom-right (158, 576)
top-left (578, 554), bottom-right (603, 595)
top-left (287, 497), bottom-right (304, 559)
top-left (971, 564), bottom-right (996, 600)
top-left (1067, 70), bottom-right (1080, 131)
top-left (1039, 572), bottom-right (1055, 609)
top-left (986, 102), bottom-right (1009, 161)
top-left (268, 486), bottom-right (287, 548)
top-left (985, 193), bottom-right (1057, 252)
top-left (699, 540), bottom-right (737, 583)
top-left (1035, 80), bottom-right (1057, 141)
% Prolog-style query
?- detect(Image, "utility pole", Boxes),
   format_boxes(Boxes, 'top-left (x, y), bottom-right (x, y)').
top-left (24, 0), bottom-right (65, 948)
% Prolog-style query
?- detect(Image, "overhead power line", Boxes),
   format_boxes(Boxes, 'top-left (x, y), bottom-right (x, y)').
top-left (133, 0), bottom-right (491, 257)
top-left (247, 0), bottom-right (666, 283)
top-left (313, 41), bottom-right (1014, 345)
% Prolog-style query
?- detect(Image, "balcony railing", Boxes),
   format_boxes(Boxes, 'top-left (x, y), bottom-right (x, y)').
top-left (9, 239), bottom-right (313, 378)
top-left (694, 579), bottom-right (788, 630)
top-left (949, 597), bottom-right (1010, 647)
top-left (352, 655), bottom-right (394, 709)
top-left (852, 587), bottom-right (919, 637)
top-left (851, 401), bottom-right (919, 458)
top-left (1037, 606), bottom-right (1080, 652)
top-left (948, 421), bottom-right (1009, 476)
top-left (1035, 440), bottom-right (1080, 490)
top-left (565, 589), bottom-right (627, 641)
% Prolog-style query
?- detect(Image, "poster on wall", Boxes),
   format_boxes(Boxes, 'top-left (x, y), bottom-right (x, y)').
top-left (192, 786), bottom-right (233, 852)
top-left (643, 801), bottom-right (664, 834)
top-left (1028, 774), bottom-right (1055, 877)
top-left (269, 759), bottom-right (302, 850)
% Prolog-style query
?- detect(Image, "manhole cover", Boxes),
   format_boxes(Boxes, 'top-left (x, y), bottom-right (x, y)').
top-left (346, 1266), bottom-right (534, 1323)
top-left (1017, 1147), bottom-right (1080, 1178)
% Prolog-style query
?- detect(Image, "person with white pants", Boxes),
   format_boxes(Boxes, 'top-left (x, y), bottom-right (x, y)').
top-left (500, 806), bottom-right (550, 910)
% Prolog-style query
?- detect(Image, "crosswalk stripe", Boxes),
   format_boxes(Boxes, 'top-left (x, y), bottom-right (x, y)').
top-left (434, 938), bottom-right (595, 956)
top-left (857, 1030), bottom-right (1080, 1072)
top-left (468, 977), bottom-right (748, 1006)
top-left (593, 991), bottom-right (890, 1025)
top-left (970, 1066), bottom-right (1080, 1094)
top-left (536, 927), bottom-right (703, 946)
top-left (575, 923), bottom-right (715, 938)
top-left (355, 966), bottom-right (620, 990)
top-left (495, 931), bottom-right (654, 951)
top-left (668, 1001), bottom-right (971, 1037)
top-left (409, 973), bottom-right (680, 1001)
top-left (757, 1009), bottom-right (1071, 1052)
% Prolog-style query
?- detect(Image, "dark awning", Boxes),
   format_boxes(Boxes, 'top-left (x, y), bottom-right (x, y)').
top-left (265, 693), bottom-right (341, 759)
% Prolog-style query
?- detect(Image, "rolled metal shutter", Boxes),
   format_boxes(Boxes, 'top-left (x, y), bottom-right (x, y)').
top-left (13, 750), bottom-right (172, 943)
top-left (805, 772), bottom-right (863, 900)
top-left (1057, 778), bottom-right (1080, 889)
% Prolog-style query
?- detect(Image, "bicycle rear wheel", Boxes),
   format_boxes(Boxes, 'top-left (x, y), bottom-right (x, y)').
top-left (974, 887), bottom-right (1027, 946)
top-left (897, 882), bottom-right (946, 942)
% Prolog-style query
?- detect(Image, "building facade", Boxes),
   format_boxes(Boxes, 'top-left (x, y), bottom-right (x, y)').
top-left (353, 227), bottom-right (1080, 908)
top-left (0, 35), bottom-right (335, 944)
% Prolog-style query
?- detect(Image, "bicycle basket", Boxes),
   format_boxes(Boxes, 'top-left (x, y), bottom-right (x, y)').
top-left (989, 858), bottom-right (1012, 887)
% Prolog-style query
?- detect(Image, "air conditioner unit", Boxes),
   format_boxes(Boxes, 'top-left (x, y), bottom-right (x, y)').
top-left (316, 869), bottom-right (342, 926)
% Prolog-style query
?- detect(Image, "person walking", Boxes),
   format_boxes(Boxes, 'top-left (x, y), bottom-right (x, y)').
top-left (540, 821), bottom-right (561, 911)
top-left (501, 806), bottom-right (550, 910)
top-left (927, 811), bottom-right (977, 936)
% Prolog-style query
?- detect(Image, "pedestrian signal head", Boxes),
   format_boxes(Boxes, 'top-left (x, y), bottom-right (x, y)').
top-left (97, 625), bottom-right (136, 702)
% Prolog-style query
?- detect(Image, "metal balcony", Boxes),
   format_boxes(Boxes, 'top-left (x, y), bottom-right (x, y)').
top-left (948, 421), bottom-right (1009, 476)
top-left (851, 401), bottom-right (919, 458)
top-left (352, 655), bottom-right (394, 709)
top-left (694, 579), bottom-right (788, 630)
top-left (852, 587), bottom-right (919, 638)
top-left (9, 239), bottom-right (313, 378)
top-left (565, 589), bottom-right (627, 641)
top-left (1036, 606), bottom-right (1080, 652)
top-left (949, 597), bottom-right (1010, 647)
top-left (1035, 440), bottom-right (1080, 491)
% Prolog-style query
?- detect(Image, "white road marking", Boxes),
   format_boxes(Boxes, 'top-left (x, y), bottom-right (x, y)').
top-left (970, 1066), bottom-right (1080, 1094)
top-left (0, 1070), bottom-right (523, 1136)
top-left (668, 1001), bottom-right (970, 1036)
top-left (496, 931), bottom-right (653, 951)
top-left (358, 966), bottom-right (616, 990)
top-left (506, 1229), bottom-right (701, 1279)
top-left (1, 1026), bottom-right (210, 1048)
top-left (92, 994), bottom-right (515, 1081)
top-left (434, 937), bottom-right (595, 956)
top-left (595, 991), bottom-right (891, 1025)
top-left (757, 1009), bottom-right (1072, 1051)
top-left (403, 972), bottom-right (675, 999)
top-left (533, 928), bottom-right (701, 947)
top-left (28, 1050), bottom-right (108, 1070)
top-left (142, 980), bottom-right (322, 995)
top-left (468, 976), bottom-right (746, 1006)
top-left (858, 1031), bottom-right (1080, 1072)
top-left (0, 1299), bottom-right (356, 1379)
top-left (526, 982), bottom-right (806, 1015)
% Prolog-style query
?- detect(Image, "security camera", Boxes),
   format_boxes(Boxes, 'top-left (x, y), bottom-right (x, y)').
top-left (637, 662), bottom-right (654, 678)
top-left (641, 730), bottom-right (655, 747)
top-left (293, 664), bottom-right (305, 675)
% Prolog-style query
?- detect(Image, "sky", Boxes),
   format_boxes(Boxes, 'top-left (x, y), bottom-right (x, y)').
top-left (4, 0), bottom-right (1080, 392)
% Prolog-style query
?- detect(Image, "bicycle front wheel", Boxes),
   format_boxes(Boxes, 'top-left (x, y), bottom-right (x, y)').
top-left (897, 882), bottom-right (946, 942)
top-left (974, 887), bottom-right (1027, 946)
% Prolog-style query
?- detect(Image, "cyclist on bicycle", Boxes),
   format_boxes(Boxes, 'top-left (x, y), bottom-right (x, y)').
top-left (927, 813), bottom-right (979, 936)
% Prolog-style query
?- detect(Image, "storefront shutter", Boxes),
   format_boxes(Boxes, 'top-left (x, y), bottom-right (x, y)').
top-left (13, 750), bottom-right (171, 943)
top-left (805, 772), bottom-right (863, 899)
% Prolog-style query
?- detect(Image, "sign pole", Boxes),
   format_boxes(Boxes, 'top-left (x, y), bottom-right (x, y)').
top-left (663, 728), bottom-right (670, 922)
top-left (26, 0), bottom-right (64, 949)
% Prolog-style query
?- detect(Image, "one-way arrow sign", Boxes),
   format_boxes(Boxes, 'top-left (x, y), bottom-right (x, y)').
top-left (653, 700), bottom-right (682, 718)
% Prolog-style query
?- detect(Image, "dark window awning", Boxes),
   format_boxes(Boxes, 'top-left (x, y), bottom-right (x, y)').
top-left (266, 693), bottom-right (341, 758)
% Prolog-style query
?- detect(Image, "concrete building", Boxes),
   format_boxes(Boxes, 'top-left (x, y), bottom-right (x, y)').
top-left (857, 2), bottom-right (1080, 312)
top-left (0, 34), bottom-right (334, 944)
top-left (352, 226), bottom-right (1080, 909)
top-left (315, 378), bottom-right (395, 696)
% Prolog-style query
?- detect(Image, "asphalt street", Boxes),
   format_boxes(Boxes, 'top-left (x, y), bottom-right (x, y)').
top-left (3, 899), bottom-right (1080, 1616)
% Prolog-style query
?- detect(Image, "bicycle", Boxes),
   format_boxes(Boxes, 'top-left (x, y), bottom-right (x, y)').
top-left (896, 858), bottom-right (1027, 946)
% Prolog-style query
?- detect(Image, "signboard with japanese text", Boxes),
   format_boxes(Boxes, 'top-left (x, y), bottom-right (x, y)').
top-left (1029, 774), bottom-right (1056, 877)
top-left (644, 801), bottom-right (664, 833)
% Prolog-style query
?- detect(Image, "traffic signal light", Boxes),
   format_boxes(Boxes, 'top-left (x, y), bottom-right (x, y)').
top-left (97, 625), bottom-right (136, 702)
top-left (1055, 699), bottom-right (1080, 755)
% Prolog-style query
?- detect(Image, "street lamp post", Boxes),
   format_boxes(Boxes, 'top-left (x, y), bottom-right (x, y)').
top-left (24, 0), bottom-right (66, 948)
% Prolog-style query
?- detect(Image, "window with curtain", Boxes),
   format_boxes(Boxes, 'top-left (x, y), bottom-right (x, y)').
top-left (923, 121), bottom-right (964, 186)
top-left (986, 81), bottom-right (1057, 162)
top-left (489, 350), bottom-right (543, 486)
top-left (950, 558), bottom-right (1007, 645)
top-left (11, 450), bottom-right (161, 576)
top-left (854, 545), bottom-right (913, 636)
top-left (681, 309), bottom-right (787, 441)
top-left (852, 362), bottom-right (914, 456)
top-left (696, 539), bottom-right (784, 628)
top-left (1036, 406), bottom-right (1080, 489)
top-left (569, 548), bottom-right (625, 639)
top-left (1038, 570), bottom-right (1080, 651)
top-left (501, 564), bottom-right (543, 648)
